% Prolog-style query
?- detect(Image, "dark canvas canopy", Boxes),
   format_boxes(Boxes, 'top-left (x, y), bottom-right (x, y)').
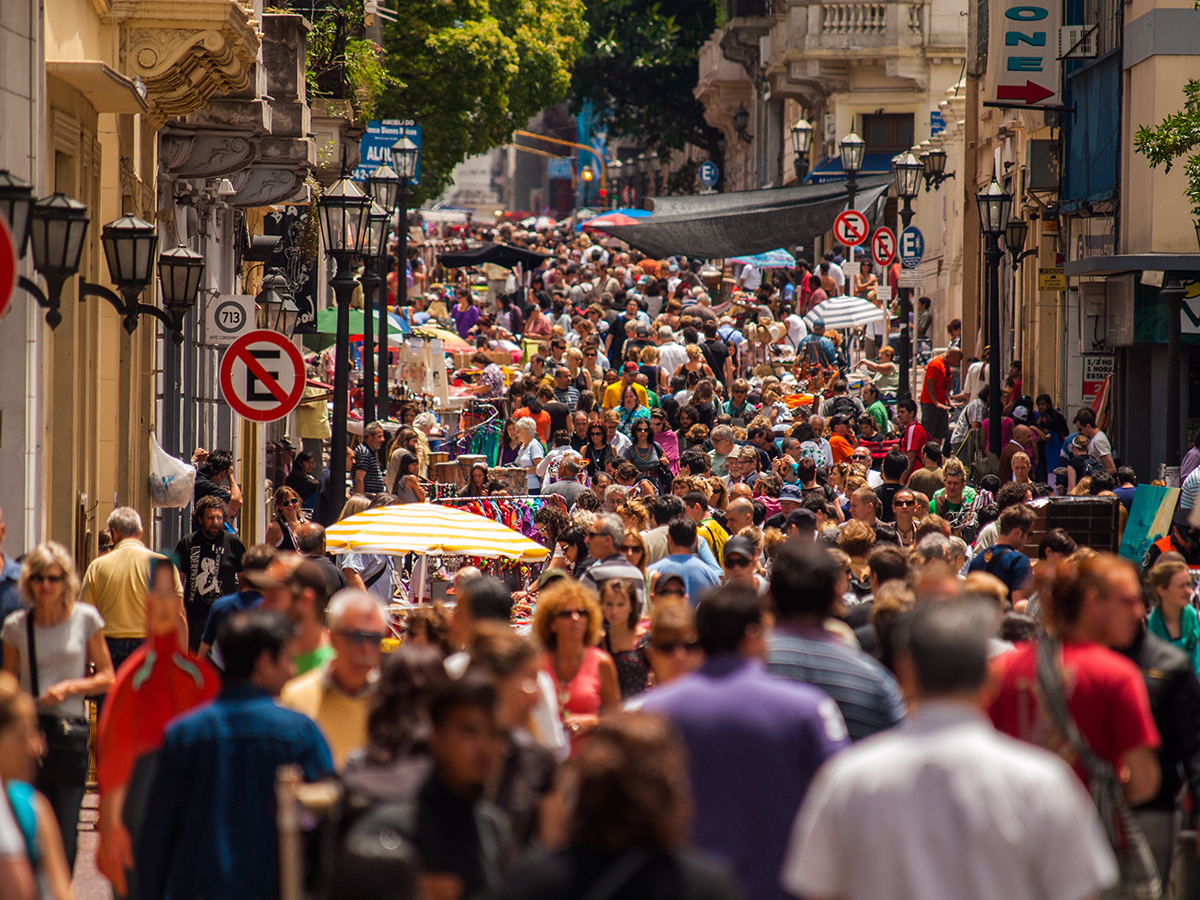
top-left (438, 242), bottom-right (552, 270)
top-left (599, 176), bottom-right (892, 259)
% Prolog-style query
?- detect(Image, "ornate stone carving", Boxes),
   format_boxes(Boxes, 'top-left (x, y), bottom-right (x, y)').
top-left (229, 164), bottom-right (307, 208)
top-left (160, 125), bottom-right (258, 178)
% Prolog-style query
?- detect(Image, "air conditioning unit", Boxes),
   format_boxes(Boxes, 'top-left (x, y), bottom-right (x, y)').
top-left (1060, 25), bottom-right (1098, 59)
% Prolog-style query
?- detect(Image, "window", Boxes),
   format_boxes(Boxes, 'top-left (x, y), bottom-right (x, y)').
top-left (862, 114), bottom-right (915, 152)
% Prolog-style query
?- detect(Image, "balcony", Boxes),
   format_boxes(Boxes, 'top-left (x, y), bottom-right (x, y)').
top-left (807, 0), bottom-right (926, 51)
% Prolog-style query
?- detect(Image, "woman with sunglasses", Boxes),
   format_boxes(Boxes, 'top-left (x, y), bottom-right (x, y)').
top-left (265, 486), bottom-right (306, 552)
top-left (891, 488), bottom-right (919, 547)
top-left (622, 419), bottom-right (662, 480)
top-left (617, 385), bottom-right (651, 437)
top-left (621, 530), bottom-right (648, 578)
top-left (555, 525), bottom-right (595, 579)
top-left (598, 579), bottom-right (652, 700)
top-left (584, 421), bottom-right (614, 481)
top-left (532, 580), bottom-right (620, 758)
top-left (649, 410), bottom-right (680, 475)
top-left (2, 542), bottom-right (114, 873)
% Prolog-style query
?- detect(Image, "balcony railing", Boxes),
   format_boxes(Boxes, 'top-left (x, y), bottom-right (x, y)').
top-left (812, 0), bottom-right (925, 43)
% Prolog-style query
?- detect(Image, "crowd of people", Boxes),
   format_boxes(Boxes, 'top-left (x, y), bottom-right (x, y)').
top-left (0, 222), bottom-right (1191, 900)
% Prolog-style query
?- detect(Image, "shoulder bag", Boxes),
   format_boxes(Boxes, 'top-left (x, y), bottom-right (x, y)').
top-left (1035, 635), bottom-right (1161, 900)
top-left (26, 611), bottom-right (91, 785)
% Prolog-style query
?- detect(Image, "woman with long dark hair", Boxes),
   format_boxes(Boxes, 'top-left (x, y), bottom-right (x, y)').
top-left (584, 421), bottom-right (615, 481)
top-left (598, 579), bottom-right (652, 700)
top-left (458, 461), bottom-right (490, 498)
top-left (265, 485), bottom-right (306, 552)
top-left (555, 525), bottom-right (594, 579)
top-left (622, 420), bottom-right (661, 478)
top-left (499, 418), bottom-right (524, 467)
top-left (391, 452), bottom-right (426, 504)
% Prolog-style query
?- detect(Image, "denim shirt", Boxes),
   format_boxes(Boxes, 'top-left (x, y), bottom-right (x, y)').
top-left (0, 555), bottom-right (23, 668)
top-left (136, 683), bottom-right (333, 900)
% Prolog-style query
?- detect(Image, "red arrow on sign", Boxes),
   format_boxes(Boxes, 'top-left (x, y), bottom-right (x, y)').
top-left (219, 329), bottom-right (306, 423)
top-left (996, 81), bottom-right (1055, 105)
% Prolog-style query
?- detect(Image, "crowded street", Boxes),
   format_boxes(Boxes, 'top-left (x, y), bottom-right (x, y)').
top-left (3, 0), bottom-right (1200, 898)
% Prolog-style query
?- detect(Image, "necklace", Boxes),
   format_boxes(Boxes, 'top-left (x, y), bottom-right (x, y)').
top-left (897, 523), bottom-right (914, 545)
top-left (633, 443), bottom-right (652, 459)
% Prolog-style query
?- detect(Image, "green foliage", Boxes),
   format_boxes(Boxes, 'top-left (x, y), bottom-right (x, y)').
top-left (303, 1), bottom-right (401, 128)
top-left (1134, 79), bottom-right (1200, 219)
top-left (570, 0), bottom-right (725, 172)
top-left (379, 0), bottom-right (588, 202)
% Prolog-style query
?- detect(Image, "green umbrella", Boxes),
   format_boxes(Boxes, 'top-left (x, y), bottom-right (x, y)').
top-left (301, 308), bottom-right (368, 352)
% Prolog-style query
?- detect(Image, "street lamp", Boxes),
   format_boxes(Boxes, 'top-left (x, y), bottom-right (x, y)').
top-left (387, 135), bottom-right (420, 421)
top-left (892, 151), bottom-right (922, 401)
top-left (256, 272), bottom-right (298, 335)
top-left (790, 118), bottom-right (814, 183)
top-left (840, 131), bottom-right (865, 208)
top-left (637, 153), bottom-right (649, 204)
top-left (367, 160), bottom-right (402, 420)
top-left (1005, 216), bottom-right (1038, 268)
top-left (609, 159), bottom-right (623, 207)
top-left (319, 174), bottom-right (372, 516)
top-left (921, 147), bottom-right (953, 192)
top-left (359, 201), bottom-right (392, 418)
top-left (976, 177), bottom-right (1012, 458)
top-left (0, 171), bottom-right (35, 257)
top-left (157, 246), bottom-right (206, 343)
top-left (733, 105), bottom-right (752, 142)
top-left (19, 192), bottom-right (90, 329)
top-left (1164, 279), bottom-right (1187, 484)
top-left (651, 153), bottom-right (663, 196)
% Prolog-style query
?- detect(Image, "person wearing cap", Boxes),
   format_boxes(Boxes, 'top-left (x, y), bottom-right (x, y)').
top-left (1144, 507), bottom-right (1200, 569)
top-left (600, 362), bottom-right (648, 411)
top-left (797, 318), bottom-right (837, 370)
top-left (721, 535), bottom-right (766, 594)
top-left (827, 415), bottom-right (858, 466)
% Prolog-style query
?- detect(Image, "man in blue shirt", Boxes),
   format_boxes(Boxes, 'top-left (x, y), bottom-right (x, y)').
top-left (766, 542), bottom-right (907, 741)
top-left (642, 583), bottom-right (848, 900)
top-left (798, 318), bottom-right (837, 369)
top-left (0, 506), bottom-right (22, 667)
top-left (647, 517), bottom-right (722, 605)
top-left (137, 610), bottom-right (333, 900)
top-left (968, 504), bottom-right (1035, 606)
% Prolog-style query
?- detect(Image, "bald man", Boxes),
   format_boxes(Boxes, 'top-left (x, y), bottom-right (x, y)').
top-left (999, 424), bottom-right (1034, 484)
top-left (726, 497), bottom-right (756, 535)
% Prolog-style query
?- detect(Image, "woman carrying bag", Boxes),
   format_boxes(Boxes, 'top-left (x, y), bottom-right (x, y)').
top-left (2, 542), bottom-right (114, 873)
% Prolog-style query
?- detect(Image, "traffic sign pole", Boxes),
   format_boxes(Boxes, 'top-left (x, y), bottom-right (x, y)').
top-left (896, 226), bottom-right (924, 401)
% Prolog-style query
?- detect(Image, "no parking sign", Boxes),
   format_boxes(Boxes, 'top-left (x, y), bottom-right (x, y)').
top-left (219, 330), bottom-right (305, 422)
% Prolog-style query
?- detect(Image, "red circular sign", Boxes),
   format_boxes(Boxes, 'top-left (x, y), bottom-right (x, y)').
top-left (0, 214), bottom-right (17, 321)
top-left (834, 210), bottom-right (869, 247)
top-left (219, 329), bottom-right (306, 422)
top-left (871, 227), bottom-right (897, 267)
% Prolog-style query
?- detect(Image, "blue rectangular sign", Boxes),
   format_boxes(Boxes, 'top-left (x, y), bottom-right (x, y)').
top-left (353, 120), bottom-right (422, 185)
top-left (547, 157), bottom-right (573, 179)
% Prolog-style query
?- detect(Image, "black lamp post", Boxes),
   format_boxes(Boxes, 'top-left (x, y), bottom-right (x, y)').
top-left (608, 160), bottom-right (623, 207)
top-left (790, 117), bottom-right (814, 183)
top-left (359, 201), bottom-right (391, 419)
top-left (19, 192), bottom-right (90, 328)
top-left (367, 160), bottom-right (402, 422)
top-left (977, 177), bottom-right (1012, 458)
top-left (921, 147), bottom-right (953, 192)
top-left (636, 153), bottom-right (648, 206)
top-left (390, 136), bottom-right (420, 419)
top-left (257, 272), bottom-right (299, 335)
top-left (0, 171), bottom-right (35, 258)
top-left (1164, 279), bottom-right (1186, 483)
top-left (840, 131), bottom-right (865, 208)
top-left (1004, 216), bottom-right (1038, 269)
top-left (319, 175), bottom-right (372, 516)
top-left (733, 104), bottom-right (752, 143)
top-left (651, 154), bottom-right (663, 196)
top-left (892, 150), bottom-right (923, 400)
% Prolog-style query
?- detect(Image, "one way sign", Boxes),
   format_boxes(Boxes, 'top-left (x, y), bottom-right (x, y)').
top-left (219, 330), bottom-right (306, 422)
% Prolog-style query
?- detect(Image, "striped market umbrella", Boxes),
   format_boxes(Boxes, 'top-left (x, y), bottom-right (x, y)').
top-left (803, 295), bottom-right (887, 330)
top-left (410, 325), bottom-right (473, 352)
top-left (325, 503), bottom-right (549, 561)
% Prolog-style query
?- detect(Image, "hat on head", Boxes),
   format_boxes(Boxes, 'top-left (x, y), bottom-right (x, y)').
top-left (779, 484), bottom-right (804, 503)
top-left (653, 572), bottom-right (687, 595)
top-left (810, 317), bottom-right (825, 329)
top-left (636, 324), bottom-right (650, 337)
top-left (1011, 405), bottom-right (1029, 423)
top-left (723, 535), bottom-right (756, 564)
top-left (622, 361), bottom-right (639, 374)
top-left (786, 508), bottom-right (819, 532)
top-left (829, 414), bottom-right (850, 429)
top-left (1173, 506), bottom-right (1196, 532)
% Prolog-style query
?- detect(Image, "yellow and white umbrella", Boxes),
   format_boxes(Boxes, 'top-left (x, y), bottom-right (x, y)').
top-left (325, 503), bottom-right (549, 561)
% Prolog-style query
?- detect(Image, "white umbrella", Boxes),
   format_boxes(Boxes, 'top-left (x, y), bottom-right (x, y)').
top-left (803, 295), bottom-right (887, 330)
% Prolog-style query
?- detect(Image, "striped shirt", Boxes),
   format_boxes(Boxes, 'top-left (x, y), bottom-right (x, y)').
top-left (767, 625), bottom-right (907, 742)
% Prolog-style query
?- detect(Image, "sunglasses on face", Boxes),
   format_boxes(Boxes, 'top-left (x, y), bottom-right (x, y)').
top-left (894, 500), bottom-right (915, 507)
top-left (622, 543), bottom-right (642, 552)
top-left (556, 609), bottom-right (586, 620)
top-left (338, 630), bottom-right (387, 645)
top-left (724, 556), bottom-right (752, 569)
top-left (281, 498), bottom-right (299, 507)
top-left (30, 574), bottom-right (64, 584)
top-left (654, 638), bottom-right (698, 654)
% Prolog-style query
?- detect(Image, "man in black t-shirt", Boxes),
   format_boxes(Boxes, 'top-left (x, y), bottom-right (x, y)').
top-left (537, 385), bottom-right (571, 436)
top-left (700, 321), bottom-right (732, 387)
top-left (174, 495), bottom-right (245, 651)
top-left (874, 450), bottom-right (910, 523)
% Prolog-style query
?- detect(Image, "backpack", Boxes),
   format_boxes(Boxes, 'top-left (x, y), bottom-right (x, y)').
top-left (829, 395), bottom-right (858, 419)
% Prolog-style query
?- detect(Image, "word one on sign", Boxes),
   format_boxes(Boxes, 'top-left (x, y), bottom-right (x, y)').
top-left (219, 330), bottom-right (306, 423)
top-left (993, 0), bottom-right (1061, 108)
top-left (834, 210), bottom-right (869, 247)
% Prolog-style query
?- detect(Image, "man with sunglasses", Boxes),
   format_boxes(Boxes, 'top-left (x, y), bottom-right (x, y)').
top-left (1144, 507), bottom-right (1200, 569)
top-left (280, 589), bottom-right (387, 768)
top-left (579, 514), bottom-right (647, 607)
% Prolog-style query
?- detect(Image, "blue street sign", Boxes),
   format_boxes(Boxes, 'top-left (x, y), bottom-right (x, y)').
top-left (931, 110), bottom-right (946, 136)
top-left (699, 160), bottom-right (719, 187)
top-left (547, 157), bottom-right (574, 179)
top-left (354, 120), bottom-right (422, 185)
top-left (899, 226), bottom-right (925, 268)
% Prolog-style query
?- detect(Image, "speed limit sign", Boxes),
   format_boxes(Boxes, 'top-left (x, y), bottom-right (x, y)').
top-left (203, 294), bottom-right (256, 347)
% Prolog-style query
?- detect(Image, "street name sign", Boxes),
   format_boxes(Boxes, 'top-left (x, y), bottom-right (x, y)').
top-left (219, 330), bottom-right (305, 422)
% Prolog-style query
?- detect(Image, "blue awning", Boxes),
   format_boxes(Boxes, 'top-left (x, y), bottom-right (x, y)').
top-left (805, 152), bottom-right (898, 184)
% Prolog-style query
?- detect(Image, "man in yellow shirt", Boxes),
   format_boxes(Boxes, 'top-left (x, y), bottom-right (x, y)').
top-left (80, 507), bottom-right (184, 671)
top-left (279, 589), bottom-right (386, 768)
top-left (601, 362), bottom-right (649, 410)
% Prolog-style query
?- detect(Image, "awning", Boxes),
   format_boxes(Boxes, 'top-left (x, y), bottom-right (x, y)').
top-left (438, 242), bottom-right (552, 270)
top-left (805, 152), bottom-right (898, 185)
top-left (599, 176), bottom-right (891, 260)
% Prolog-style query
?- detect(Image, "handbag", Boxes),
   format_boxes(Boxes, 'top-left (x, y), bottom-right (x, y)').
top-left (1035, 635), bottom-right (1162, 900)
top-left (26, 611), bottom-right (91, 785)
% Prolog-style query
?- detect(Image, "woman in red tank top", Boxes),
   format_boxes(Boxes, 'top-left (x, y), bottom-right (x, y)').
top-left (532, 580), bottom-right (620, 758)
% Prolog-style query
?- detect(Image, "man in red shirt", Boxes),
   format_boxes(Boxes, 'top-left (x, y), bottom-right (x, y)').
top-left (895, 398), bottom-right (929, 485)
top-left (919, 347), bottom-right (962, 443)
top-left (988, 553), bottom-right (1161, 804)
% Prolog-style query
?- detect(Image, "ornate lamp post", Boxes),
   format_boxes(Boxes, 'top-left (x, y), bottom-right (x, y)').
top-left (790, 118), bottom-right (814, 183)
top-left (840, 131), bottom-right (866, 208)
top-left (318, 175), bottom-right (372, 515)
top-left (389, 137), bottom-right (420, 420)
top-left (892, 151), bottom-right (923, 399)
top-left (20, 192), bottom-right (90, 328)
top-left (976, 177), bottom-right (1012, 458)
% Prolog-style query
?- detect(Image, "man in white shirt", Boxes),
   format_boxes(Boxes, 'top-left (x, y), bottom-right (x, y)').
top-left (1074, 407), bottom-right (1116, 474)
top-left (738, 262), bottom-right (761, 292)
top-left (783, 307), bottom-right (808, 348)
top-left (825, 253), bottom-right (845, 296)
top-left (655, 325), bottom-right (688, 374)
top-left (782, 599), bottom-right (1117, 900)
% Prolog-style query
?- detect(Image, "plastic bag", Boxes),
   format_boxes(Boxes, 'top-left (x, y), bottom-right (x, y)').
top-left (148, 434), bottom-right (196, 508)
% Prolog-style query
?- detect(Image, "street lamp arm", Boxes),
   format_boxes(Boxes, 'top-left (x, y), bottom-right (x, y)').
top-left (79, 278), bottom-right (184, 343)
top-left (513, 130), bottom-right (607, 195)
top-left (18, 275), bottom-right (47, 309)
top-left (78, 279), bottom-right (127, 316)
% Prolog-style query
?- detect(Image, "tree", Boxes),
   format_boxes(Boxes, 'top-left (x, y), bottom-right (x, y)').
top-left (379, 0), bottom-right (587, 201)
top-left (569, 0), bottom-right (725, 188)
top-left (1134, 79), bottom-right (1200, 220)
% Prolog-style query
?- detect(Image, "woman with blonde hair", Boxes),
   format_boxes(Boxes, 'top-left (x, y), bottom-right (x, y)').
top-left (337, 493), bottom-right (372, 522)
top-left (2, 542), bottom-right (114, 872)
top-left (857, 345), bottom-right (900, 397)
top-left (1147, 557), bottom-right (1200, 675)
top-left (0, 671), bottom-right (74, 900)
top-left (265, 485), bottom-right (306, 552)
top-left (640, 345), bottom-right (668, 394)
top-left (532, 580), bottom-right (620, 757)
